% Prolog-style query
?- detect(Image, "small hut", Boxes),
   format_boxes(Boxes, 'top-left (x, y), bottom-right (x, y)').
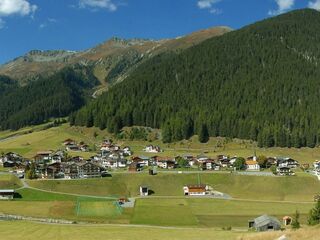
top-left (283, 216), bottom-right (292, 226)
top-left (139, 186), bottom-right (149, 196)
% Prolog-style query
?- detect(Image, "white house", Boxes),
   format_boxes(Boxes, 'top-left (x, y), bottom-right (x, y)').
top-left (183, 185), bottom-right (208, 196)
top-left (246, 160), bottom-right (260, 171)
top-left (144, 145), bottom-right (161, 153)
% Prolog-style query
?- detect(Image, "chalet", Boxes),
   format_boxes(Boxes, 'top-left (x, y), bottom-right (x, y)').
top-left (201, 160), bottom-right (216, 170)
top-left (78, 162), bottom-right (104, 178)
top-left (45, 162), bottom-right (65, 179)
top-left (144, 145), bottom-right (161, 153)
top-left (123, 146), bottom-right (132, 156)
top-left (63, 139), bottom-right (76, 146)
top-left (3, 161), bottom-right (15, 168)
top-left (102, 158), bottom-right (127, 169)
top-left (219, 158), bottom-right (231, 168)
top-left (248, 215), bottom-right (281, 232)
top-left (80, 144), bottom-right (89, 152)
top-left (246, 160), bottom-right (260, 171)
top-left (0, 190), bottom-right (15, 200)
top-left (131, 156), bottom-right (149, 166)
top-left (277, 166), bottom-right (295, 176)
top-left (196, 154), bottom-right (209, 162)
top-left (1, 152), bottom-right (23, 167)
top-left (277, 157), bottom-right (299, 168)
top-left (66, 145), bottom-right (80, 152)
top-left (229, 157), bottom-right (238, 166)
top-left (183, 184), bottom-right (207, 196)
top-left (152, 156), bottom-right (174, 169)
top-left (34, 151), bottom-right (53, 164)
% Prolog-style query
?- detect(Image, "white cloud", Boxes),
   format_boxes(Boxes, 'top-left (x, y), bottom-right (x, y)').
top-left (197, 0), bottom-right (222, 14)
top-left (0, 0), bottom-right (37, 29)
top-left (308, 0), bottom-right (320, 10)
top-left (209, 8), bottom-right (222, 15)
top-left (197, 0), bottom-right (220, 9)
top-left (39, 18), bottom-right (58, 30)
top-left (79, 0), bottom-right (117, 12)
top-left (268, 0), bottom-right (295, 15)
top-left (0, 0), bottom-right (37, 16)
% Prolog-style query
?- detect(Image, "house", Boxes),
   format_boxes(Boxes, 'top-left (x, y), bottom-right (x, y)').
top-left (78, 162), bottom-right (104, 178)
top-left (219, 158), bottom-right (230, 168)
top-left (140, 186), bottom-right (149, 196)
top-left (277, 166), bottom-right (295, 176)
top-left (183, 184), bottom-right (207, 196)
top-left (201, 160), bottom-right (216, 170)
top-left (0, 189), bottom-right (15, 200)
top-left (246, 160), bottom-right (260, 171)
top-left (63, 139), bottom-right (76, 146)
top-left (66, 145), bottom-right (80, 152)
top-left (123, 146), bottom-right (132, 156)
top-left (131, 156), bottom-right (149, 166)
top-left (34, 151), bottom-right (53, 164)
top-left (152, 156), bottom-right (174, 169)
top-left (144, 145), bottom-right (161, 153)
top-left (196, 154), bottom-right (209, 162)
top-left (277, 157), bottom-right (299, 168)
top-left (3, 161), bottom-right (15, 168)
top-left (248, 215), bottom-right (281, 231)
top-left (79, 144), bottom-right (89, 152)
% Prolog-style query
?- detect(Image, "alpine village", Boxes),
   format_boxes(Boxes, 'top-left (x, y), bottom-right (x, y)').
top-left (1, 1), bottom-right (320, 240)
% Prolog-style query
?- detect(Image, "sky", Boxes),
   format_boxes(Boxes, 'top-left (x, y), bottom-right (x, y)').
top-left (0, 0), bottom-right (319, 64)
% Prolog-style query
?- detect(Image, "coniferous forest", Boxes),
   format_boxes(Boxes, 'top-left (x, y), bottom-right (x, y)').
top-left (0, 66), bottom-right (99, 130)
top-left (71, 9), bottom-right (320, 147)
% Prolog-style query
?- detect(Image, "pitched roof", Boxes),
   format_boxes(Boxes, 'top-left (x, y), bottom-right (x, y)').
top-left (254, 215), bottom-right (280, 228)
top-left (246, 160), bottom-right (258, 165)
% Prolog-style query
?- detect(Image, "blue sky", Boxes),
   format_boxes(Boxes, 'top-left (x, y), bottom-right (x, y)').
top-left (0, 0), bottom-right (318, 64)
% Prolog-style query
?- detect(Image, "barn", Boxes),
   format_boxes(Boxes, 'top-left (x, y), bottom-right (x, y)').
top-left (0, 189), bottom-right (15, 200)
top-left (249, 215), bottom-right (281, 231)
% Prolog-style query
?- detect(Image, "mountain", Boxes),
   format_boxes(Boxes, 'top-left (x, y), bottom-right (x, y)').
top-left (72, 9), bottom-right (320, 148)
top-left (0, 26), bottom-right (230, 130)
top-left (0, 26), bottom-right (231, 88)
top-left (0, 66), bottom-right (99, 130)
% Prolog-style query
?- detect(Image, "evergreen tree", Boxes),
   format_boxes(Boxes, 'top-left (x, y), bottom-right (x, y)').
top-left (199, 124), bottom-right (209, 143)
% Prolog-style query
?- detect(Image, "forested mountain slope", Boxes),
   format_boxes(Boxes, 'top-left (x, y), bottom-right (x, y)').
top-left (0, 67), bottom-right (99, 130)
top-left (72, 9), bottom-right (320, 148)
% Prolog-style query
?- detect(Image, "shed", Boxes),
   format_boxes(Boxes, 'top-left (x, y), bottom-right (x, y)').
top-left (139, 186), bottom-right (149, 196)
top-left (0, 189), bottom-right (15, 200)
top-left (249, 215), bottom-right (281, 231)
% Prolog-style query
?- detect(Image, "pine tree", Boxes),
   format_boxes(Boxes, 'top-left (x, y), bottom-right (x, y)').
top-left (199, 124), bottom-right (209, 143)
top-left (308, 200), bottom-right (320, 225)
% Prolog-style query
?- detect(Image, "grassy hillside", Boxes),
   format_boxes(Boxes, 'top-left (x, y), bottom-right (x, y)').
top-left (0, 174), bottom-right (22, 189)
top-left (27, 173), bottom-right (320, 201)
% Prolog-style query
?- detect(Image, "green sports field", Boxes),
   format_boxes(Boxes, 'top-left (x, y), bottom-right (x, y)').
top-left (76, 200), bottom-right (122, 218)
